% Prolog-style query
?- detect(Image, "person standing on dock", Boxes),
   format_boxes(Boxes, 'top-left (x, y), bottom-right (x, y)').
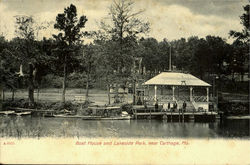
top-left (168, 102), bottom-right (170, 111)
top-left (163, 103), bottom-right (167, 112)
top-left (144, 102), bottom-right (148, 109)
top-left (183, 101), bottom-right (187, 112)
top-left (155, 99), bottom-right (159, 111)
top-left (173, 101), bottom-right (177, 112)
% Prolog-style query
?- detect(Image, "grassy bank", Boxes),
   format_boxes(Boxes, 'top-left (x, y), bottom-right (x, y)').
top-left (2, 88), bottom-right (133, 106)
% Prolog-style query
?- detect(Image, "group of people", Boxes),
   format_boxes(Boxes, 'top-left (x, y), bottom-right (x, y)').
top-left (155, 100), bottom-right (187, 112)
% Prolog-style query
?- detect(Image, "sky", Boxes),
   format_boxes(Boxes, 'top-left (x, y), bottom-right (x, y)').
top-left (0, 0), bottom-right (248, 43)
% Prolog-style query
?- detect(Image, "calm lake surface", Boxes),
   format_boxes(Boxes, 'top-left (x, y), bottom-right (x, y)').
top-left (0, 116), bottom-right (249, 138)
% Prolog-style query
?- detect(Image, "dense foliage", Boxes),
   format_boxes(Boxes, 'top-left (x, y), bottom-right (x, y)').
top-left (0, 2), bottom-right (249, 107)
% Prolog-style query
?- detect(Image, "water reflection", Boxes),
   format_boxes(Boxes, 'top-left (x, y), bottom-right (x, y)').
top-left (0, 116), bottom-right (249, 138)
top-left (217, 119), bottom-right (250, 137)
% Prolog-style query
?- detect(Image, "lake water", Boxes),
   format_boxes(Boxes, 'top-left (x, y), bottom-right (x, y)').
top-left (0, 116), bottom-right (249, 138)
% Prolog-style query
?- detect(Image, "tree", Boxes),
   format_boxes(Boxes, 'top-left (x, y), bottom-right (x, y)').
top-left (99, 0), bottom-right (150, 104)
top-left (82, 44), bottom-right (97, 101)
top-left (14, 16), bottom-right (37, 106)
top-left (35, 38), bottom-right (57, 101)
top-left (229, 4), bottom-right (249, 81)
top-left (104, 0), bottom-right (149, 71)
top-left (158, 39), bottom-right (170, 72)
top-left (14, 16), bottom-right (54, 106)
top-left (137, 37), bottom-right (160, 76)
top-left (0, 43), bottom-right (20, 101)
top-left (229, 5), bottom-right (249, 43)
top-left (192, 38), bottom-right (210, 79)
top-left (227, 40), bottom-right (247, 81)
top-left (205, 36), bottom-right (228, 77)
top-left (0, 36), bottom-right (18, 109)
top-left (96, 37), bottom-right (127, 104)
top-left (172, 38), bottom-right (191, 72)
top-left (53, 4), bottom-right (87, 103)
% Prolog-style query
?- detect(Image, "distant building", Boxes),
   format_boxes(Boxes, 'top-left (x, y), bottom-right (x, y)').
top-left (143, 72), bottom-right (212, 111)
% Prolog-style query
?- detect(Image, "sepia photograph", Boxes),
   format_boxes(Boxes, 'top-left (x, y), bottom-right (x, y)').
top-left (0, 0), bottom-right (249, 164)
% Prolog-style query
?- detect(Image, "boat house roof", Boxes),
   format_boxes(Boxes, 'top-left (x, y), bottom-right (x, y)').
top-left (143, 72), bottom-right (211, 87)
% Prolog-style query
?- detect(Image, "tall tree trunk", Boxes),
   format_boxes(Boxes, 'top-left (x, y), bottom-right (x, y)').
top-left (107, 84), bottom-right (111, 105)
top-left (28, 63), bottom-right (34, 107)
top-left (62, 55), bottom-right (67, 104)
top-left (85, 65), bottom-right (90, 101)
top-left (115, 81), bottom-right (120, 103)
top-left (133, 79), bottom-right (136, 105)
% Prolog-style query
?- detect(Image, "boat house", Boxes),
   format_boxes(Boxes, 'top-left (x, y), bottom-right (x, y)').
top-left (142, 72), bottom-right (212, 111)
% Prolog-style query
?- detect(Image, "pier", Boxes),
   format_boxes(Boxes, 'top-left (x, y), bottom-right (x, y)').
top-left (132, 105), bottom-right (218, 121)
top-left (7, 107), bottom-right (55, 116)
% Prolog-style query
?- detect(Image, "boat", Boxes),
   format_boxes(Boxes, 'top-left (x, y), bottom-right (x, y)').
top-left (82, 116), bottom-right (132, 120)
top-left (101, 116), bottom-right (132, 120)
top-left (15, 111), bottom-right (32, 116)
top-left (0, 111), bottom-right (15, 115)
top-left (53, 114), bottom-right (89, 118)
top-left (53, 114), bottom-right (131, 120)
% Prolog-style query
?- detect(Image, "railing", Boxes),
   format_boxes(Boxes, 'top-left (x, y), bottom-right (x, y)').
top-left (144, 95), bottom-right (208, 104)
top-left (158, 95), bottom-right (173, 101)
top-left (193, 96), bottom-right (207, 102)
top-left (144, 95), bottom-right (174, 103)
top-left (144, 95), bottom-right (154, 102)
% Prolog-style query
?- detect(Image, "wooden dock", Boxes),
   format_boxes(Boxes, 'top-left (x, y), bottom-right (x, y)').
top-left (132, 106), bottom-right (219, 121)
top-left (7, 107), bottom-right (55, 117)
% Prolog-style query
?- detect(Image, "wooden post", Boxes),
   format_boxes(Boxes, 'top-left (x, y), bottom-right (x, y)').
top-left (143, 87), bottom-right (145, 104)
top-left (133, 79), bottom-right (136, 105)
top-left (154, 85), bottom-right (157, 101)
top-left (190, 87), bottom-right (193, 101)
top-left (172, 86), bottom-right (175, 101)
top-left (147, 85), bottom-right (149, 97)
top-left (150, 107), bottom-right (151, 120)
top-left (206, 87), bottom-right (209, 102)
top-left (169, 46), bottom-right (172, 71)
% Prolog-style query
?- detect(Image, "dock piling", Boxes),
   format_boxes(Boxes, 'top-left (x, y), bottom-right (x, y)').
top-left (150, 108), bottom-right (151, 120)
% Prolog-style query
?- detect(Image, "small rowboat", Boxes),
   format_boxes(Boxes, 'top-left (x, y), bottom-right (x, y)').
top-left (15, 111), bottom-right (32, 116)
top-left (82, 116), bottom-right (131, 120)
top-left (53, 114), bottom-right (131, 120)
top-left (53, 114), bottom-right (86, 118)
top-left (0, 111), bottom-right (15, 115)
top-left (97, 116), bottom-right (132, 120)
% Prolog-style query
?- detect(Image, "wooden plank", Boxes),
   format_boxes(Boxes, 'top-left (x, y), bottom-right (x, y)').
top-left (134, 112), bottom-right (218, 116)
top-left (135, 112), bottom-right (165, 115)
top-left (8, 107), bottom-right (35, 111)
top-left (8, 107), bottom-right (54, 112)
